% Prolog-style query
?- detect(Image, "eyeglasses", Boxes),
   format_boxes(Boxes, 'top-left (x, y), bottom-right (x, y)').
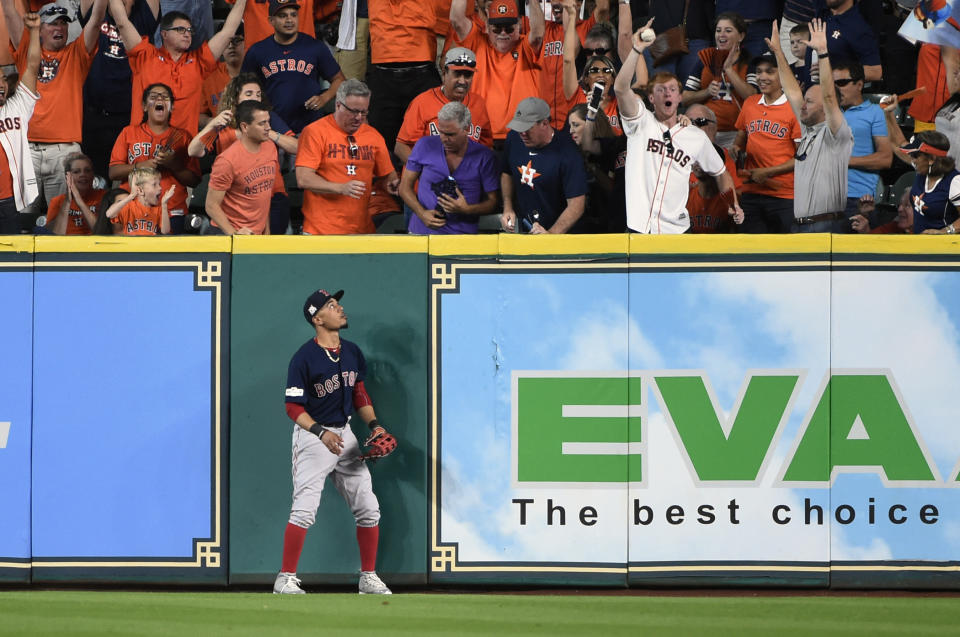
top-left (833, 78), bottom-right (856, 87)
top-left (691, 117), bottom-right (716, 127)
top-left (338, 101), bottom-right (368, 117)
top-left (586, 67), bottom-right (614, 75)
top-left (490, 23), bottom-right (517, 34)
top-left (146, 92), bottom-right (172, 101)
top-left (227, 36), bottom-right (244, 46)
top-left (583, 47), bottom-right (609, 57)
top-left (794, 128), bottom-right (821, 161)
top-left (662, 129), bottom-right (674, 155)
top-left (40, 5), bottom-right (68, 16)
top-left (347, 135), bottom-right (359, 159)
top-left (163, 26), bottom-right (194, 35)
top-left (450, 70), bottom-right (475, 79)
top-left (446, 54), bottom-right (476, 68)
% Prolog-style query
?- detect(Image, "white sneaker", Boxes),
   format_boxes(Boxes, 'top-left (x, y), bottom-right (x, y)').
top-left (273, 571), bottom-right (305, 594)
top-left (358, 571), bottom-right (392, 595)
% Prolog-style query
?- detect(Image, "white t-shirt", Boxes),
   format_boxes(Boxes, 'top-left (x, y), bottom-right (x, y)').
top-left (622, 106), bottom-right (726, 234)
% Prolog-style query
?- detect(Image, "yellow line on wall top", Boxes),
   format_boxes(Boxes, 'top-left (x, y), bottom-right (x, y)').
top-left (232, 234), bottom-right (428, 254)
top-left (33, 236), bottom-right (231, 253)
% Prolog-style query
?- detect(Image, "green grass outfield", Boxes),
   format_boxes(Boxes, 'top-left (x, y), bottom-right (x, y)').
top-left (0, 591), bottom-right (958, 636)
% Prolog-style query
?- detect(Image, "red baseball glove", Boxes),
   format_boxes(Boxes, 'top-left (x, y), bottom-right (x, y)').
top-left (361, 426), bottom-right (397, 460)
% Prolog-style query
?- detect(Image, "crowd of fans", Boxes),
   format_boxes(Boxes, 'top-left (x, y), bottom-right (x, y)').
top-left (0, 0), bottom-right (956, 236)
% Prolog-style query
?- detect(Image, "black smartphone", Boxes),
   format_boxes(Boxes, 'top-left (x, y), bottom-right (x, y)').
top-left (588, 82), bottom-right (604, 112)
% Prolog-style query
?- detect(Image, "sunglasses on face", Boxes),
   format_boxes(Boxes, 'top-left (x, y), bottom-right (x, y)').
top-left (833, 78), bottom-right (856, 87)
top-left (490, 23), bottom-right (517, 34)
top-left (583, 47), bottom-right (609, 57)
top-left (691, 117), bottom-right (716, 127)
top-left (164, 26), bottom-right (194, 35)
top-left (347, 135), bottom-right (359, 159)
top-left (587, 66), bottom-right (614, 75)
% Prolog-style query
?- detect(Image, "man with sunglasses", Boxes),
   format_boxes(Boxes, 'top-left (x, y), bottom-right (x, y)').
top-left (450, 0), bottom-right (545, 143)
top-left (108, 0), bottom-right (247, 135)
top-left (615, 24), bottom-right (742, 234)
top-left (685, 103), bottom-right (743, 233)
top-left (242, 0), bottom-right (345, 134)
top-left (296, 79), bottom-right (398, 234)
top-left (394, 47), bottom-right (493, 164)
top-left (2, 0), bottom-right (108, 229)
top-left (767, 19), bottom-right (853, 232)
top-left (833, 58), bottom-right (892, 230)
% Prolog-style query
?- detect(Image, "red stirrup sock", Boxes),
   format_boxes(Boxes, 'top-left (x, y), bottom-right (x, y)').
top-left (281, 523), bottom-right (308, 573)
top-left (356, 525), bottom-right (379, 572)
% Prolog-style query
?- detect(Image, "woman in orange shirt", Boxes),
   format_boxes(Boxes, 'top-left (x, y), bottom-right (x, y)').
top-left (682, 12), bottom-right (756, 149)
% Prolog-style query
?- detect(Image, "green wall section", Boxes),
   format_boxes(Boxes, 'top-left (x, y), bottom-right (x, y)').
top-left (228, 253), bottom-right (429, 585)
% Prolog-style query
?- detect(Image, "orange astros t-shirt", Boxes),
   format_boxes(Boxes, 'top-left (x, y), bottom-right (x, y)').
top-left (127, 37), bottom-right (219, 134)
top-left (539, 18), bottom-right (595, 130)
top-left (201, 62), bottom-right (233, 116)
top-left (46, 189), bottom-right (107, 235)
top-left (13, 27), bottom-right (93, 143)
top-left (396, 87), bottom-right (493, 148)
top-left (296, 115), bottom-right (394, 234)
top-left (208, 140), bottom-right (279, 234)
top-left (457, 25), bottom-right (541, 141)
top-left (114, 198), bottom-right (163, 236)
top-left (735, 94), bottom-right (800, 200)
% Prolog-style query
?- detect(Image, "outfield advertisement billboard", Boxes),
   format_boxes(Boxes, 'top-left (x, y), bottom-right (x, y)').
top-left (428, 247), bottom-right (960, 587)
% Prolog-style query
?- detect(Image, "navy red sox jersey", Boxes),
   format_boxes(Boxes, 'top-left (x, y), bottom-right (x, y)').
top-left (285, 338), bottom-right (367, 426)
top-left (910, 169), bottom-right (960, 233)
top-left (242, 33), bottom-right (342, 134)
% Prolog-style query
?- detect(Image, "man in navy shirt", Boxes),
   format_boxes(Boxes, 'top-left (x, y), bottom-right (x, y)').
top-left (242, 0), bottom-right (346, 134)
top-left (818, 0), bottom-right (882, 82)
top-left (500, 97), bottom-right (587, 233)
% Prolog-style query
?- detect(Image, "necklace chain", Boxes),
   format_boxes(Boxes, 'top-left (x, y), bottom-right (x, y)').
top-left (322, 345), bottom-right (340, 363)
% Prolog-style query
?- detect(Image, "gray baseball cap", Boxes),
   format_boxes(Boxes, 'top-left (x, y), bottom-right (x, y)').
top-left (507, 97), bottom-right (551, 132)
top-left (38, 3), bottom-right (73, 23)
top-left (444, 47), bottom-right (477, 70)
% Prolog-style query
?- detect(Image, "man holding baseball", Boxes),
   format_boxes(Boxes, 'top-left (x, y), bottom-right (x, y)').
top-left (614, 21), bottom-right (742, 234)
top-left (275, 288), bottom-right (397, 595)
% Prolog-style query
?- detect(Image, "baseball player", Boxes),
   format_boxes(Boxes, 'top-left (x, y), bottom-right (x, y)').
top-left (614, 23), bottom-right (742, 234)
top-left (275, 288), bottom-right (397, 596)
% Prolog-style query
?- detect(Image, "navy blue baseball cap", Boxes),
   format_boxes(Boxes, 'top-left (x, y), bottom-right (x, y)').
top-left (304, 288), bottom-right (344, 324)
top-left (269, 0), bottom-right (301, 16)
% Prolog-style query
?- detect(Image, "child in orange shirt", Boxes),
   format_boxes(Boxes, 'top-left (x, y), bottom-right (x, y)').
top-left (105, 166), bottom-right (175, 236)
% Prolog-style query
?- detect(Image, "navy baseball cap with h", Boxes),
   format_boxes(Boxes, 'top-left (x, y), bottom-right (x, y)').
top-left (270, 0), bottom-right (301, 15)
top-left (304, 288), bottom-right (344, 324)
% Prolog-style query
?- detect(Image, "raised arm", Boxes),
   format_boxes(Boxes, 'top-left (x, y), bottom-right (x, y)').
top-left (767, 21), bottom-right (802, 120)
top-left (614, 22), bottom-right (653, 120)
top-left (19, 12), bottom-right (41, 94)
top-left (616, 0), bottom-right (632, 65)
top-left (561, 0), bottom-right (580, 100)
top-left (809, 19), bottom-right (844, 136)
top-left (527, 0), bottom-right (545, 50)
top-left (108, 0), bottom-right (142, 51)
top-left (2, 0), bottom-right (23, 49)
top-left (450, 0), bottom-right (473, 42)
top-left (944, 46), bottom-right (959, 96)
top-left (592, 0), bottom-right (609, 24)
top-left (83, 0), bottom-right (108, 53)
top-left (208, 0), bottom-right (247, 60)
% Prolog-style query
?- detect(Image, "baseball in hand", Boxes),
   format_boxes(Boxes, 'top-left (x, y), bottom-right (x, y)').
top-left (641, 28), bottom-right (656, 43)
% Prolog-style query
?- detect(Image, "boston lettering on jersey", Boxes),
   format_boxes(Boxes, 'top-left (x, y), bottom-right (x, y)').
top-left (646, 138), bottom-right (692, 168)
top-left (261, 59), bottom-right (316, 78)
top-left (745, 118), bottom-right (790, 138)
top-left (313, 370), bottom-right (358, 398)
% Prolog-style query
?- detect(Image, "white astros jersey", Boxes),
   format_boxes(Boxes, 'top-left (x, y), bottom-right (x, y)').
top-left (622, 107), bottom-right (726, 234)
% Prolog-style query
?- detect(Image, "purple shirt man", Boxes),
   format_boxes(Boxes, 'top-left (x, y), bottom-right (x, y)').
top-left (405, 135), bottom-right (499, 234)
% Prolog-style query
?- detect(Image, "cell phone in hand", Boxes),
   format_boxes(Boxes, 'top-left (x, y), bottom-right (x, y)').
top-left (588, 82), bottom-right (604, 113)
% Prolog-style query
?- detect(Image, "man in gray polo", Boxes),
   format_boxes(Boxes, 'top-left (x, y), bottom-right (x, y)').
top-left (768, 18), bottom-right (853, 233)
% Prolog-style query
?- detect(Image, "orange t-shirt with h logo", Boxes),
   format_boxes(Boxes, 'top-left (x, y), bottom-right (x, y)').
top-left (295, 115), bottom-right (394, 234)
